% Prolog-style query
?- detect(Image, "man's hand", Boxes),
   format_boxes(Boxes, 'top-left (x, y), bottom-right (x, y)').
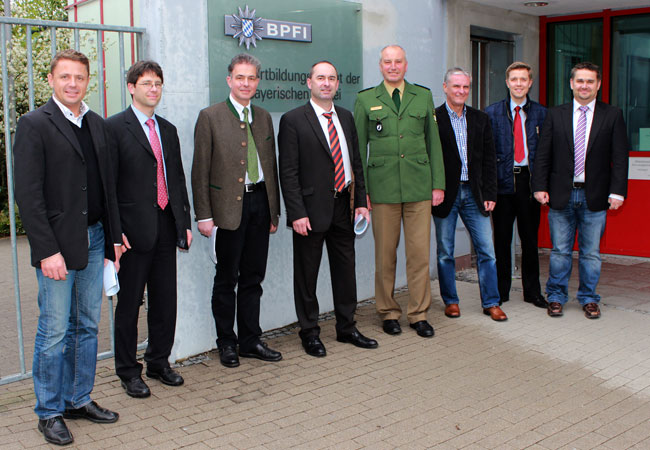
top-left (484, 201), bottom-right (496, 212)
top-left (534, 191), bottom-right (549, 205)
top-left (198, 219), bottom-right (214, 237)
top-left (112, 244), bottom-right (124, 272)
top-left (270, 223), bottom-right (278, 234)
top-left (186, 229), bottom-right (193, 249)
top-left (121, 233), bottom-right (131, 254)
top-left (432, 189), bottom-right (444, 206)
top-left (41, 253), bottom-right (67, 280)
top-left (355, 207), bottom-right (370, 224)
top-left (292, 217), bottom-right (311, 236)
top-left (366, 194), bottom-right (372, 211)
top-left (608, 197), bottom-right (624, 210)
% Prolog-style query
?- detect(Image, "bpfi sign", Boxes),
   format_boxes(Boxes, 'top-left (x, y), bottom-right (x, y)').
top-left (224, 5), bottom-right (312, 49)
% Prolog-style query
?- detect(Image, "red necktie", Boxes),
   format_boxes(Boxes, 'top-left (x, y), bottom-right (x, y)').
top-left (146, 119), bottom-right (168, 210)
top-left (323, 112), bottom-right (345, 192)
top-left (513, 106), bottom-right (525, 164)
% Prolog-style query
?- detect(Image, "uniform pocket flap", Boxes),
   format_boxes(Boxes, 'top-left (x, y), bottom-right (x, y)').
top-left (408, 109), bottom-right (426, 119)
top-left (369, 110), bottom-right (389, 121)
top-left (368, 156), bottom-right (385, 167)
top-left (416, 155), bottom-right (430, 164)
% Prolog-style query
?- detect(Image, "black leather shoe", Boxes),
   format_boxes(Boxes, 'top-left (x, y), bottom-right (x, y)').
top-left (219, 345), bottom-right (240, 368)
top-left (382, 319), bottom-right (402, 335)
top-left (337, 329), bottom-right (378, 349)
top-left (146, 367), bottom-right (184, 386)
top-left (38, 416), bottom-right (73, 446)
top-left (302, 336), bottom-right (326, 357)
top-left (409, 320), bottom-right (434, 338)
top-left (120, 376), bottom-right (151, 398)
top-left (524, 294), bottom-right (549, 309)
top-left (239, 342), bottom-right (282, 362)
top-left (63, 401), bottom-right (119, 424)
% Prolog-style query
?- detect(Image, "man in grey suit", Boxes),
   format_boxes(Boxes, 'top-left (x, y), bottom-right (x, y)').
top-left (192, 53), bottom-right (282, 368)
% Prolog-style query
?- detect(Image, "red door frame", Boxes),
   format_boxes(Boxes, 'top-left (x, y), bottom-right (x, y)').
top-left (538, 7), bottom-right (650, 258)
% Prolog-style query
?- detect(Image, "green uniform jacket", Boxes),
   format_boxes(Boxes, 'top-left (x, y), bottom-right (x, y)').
top-left (354, 80), bottom-right (445, 204)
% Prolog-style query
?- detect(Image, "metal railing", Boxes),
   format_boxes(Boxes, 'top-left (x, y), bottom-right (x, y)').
top-left (1, 16), bottom-right (146, 385)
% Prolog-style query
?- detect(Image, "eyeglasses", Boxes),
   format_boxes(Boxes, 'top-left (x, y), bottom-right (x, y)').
top-left (137, 81), bottom-right (163, 89)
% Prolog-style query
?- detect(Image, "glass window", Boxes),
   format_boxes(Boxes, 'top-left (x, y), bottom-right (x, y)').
top-left (547, 20), bottom-right (602, 106)
top-left (611, 14), bottom-right (650, 151)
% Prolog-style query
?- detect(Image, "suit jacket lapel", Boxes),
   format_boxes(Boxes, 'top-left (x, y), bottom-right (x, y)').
top-left (304, 103), bottom-right (332, 159)
top-left (157, 116), bottom-right (172, 163)
top-left (586, 101), bottom-right (605, 155)
top-left (400, 82), bottom-right (416, 113)
top-left (44, 98), bottom-right (83, 159)
top-left (124, 107), bottom-right (155, 157)
top-left (465, 106), bottom-right (474, 166)
top-left (561, 103), bottom-right (574, 153)
top-left (375, 83), bottom-right (398, 114)
top-left (335, 105), bottom-right (355, 152)
top-left (439, 106), bottom-right (461, 165)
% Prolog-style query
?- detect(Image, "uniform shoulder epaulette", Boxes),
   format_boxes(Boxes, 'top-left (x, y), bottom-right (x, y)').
top-left (413, 83), bottom-right (431, 91)
top-left (358, 87), bottom-right (373, 93)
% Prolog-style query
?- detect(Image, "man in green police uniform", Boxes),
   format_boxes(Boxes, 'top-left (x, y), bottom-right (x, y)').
top-left (354, 45), bottom-right (445, 338)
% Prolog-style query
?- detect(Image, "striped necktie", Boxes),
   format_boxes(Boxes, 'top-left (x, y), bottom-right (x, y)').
top-left (574, 106), bottom-right (589, 177)
top-left (322, 112), bottom-right (345, 192)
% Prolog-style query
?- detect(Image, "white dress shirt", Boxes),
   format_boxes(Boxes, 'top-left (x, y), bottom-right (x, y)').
top-left (309, 99), bottom-right (352, 187)
top-left (52, 95), bottom-right (89, 128)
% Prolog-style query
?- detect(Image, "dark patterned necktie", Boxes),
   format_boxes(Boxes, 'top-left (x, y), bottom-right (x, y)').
top-left (323, 112), bottom-right (345, 192)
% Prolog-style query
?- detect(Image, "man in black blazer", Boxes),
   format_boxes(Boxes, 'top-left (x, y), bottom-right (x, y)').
top-left (106, 61), bottom-right (192, 397)
top-left (278, 61), bottom-right (378, 357)
top-left (14, 50), bottom-right (122, 446)
top-left (532, 62), bottom-right (628, 319)
top-left (432, 67), bottom-right (507, 322)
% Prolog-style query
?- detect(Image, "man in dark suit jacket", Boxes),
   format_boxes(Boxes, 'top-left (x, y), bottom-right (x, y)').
top-left (432, 67), bottom-right (507, 322)
top-left (106, 61), bottom-right (192, 398)
top-left (14, 50), bottom-right (122, 446)
top-left (278, 61), bottom-right (378, 357)
top-left (531, 62), bottom-right (629, 319)
top-left (192, 53), bottom-right (282, 368)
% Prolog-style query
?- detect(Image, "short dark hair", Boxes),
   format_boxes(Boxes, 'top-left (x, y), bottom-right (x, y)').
top-left (50, 49), bottom-right (89, 75)
top-left (308, 60), bottom-right (338, 79)
top-left (505, 61), bottom-right (533, 79)
top-left (570, 62), bottom-right (601, 81)
top-left (228, 53), bottom-right (261, 77)
top-left (126, 60), bottom-right (164, 86)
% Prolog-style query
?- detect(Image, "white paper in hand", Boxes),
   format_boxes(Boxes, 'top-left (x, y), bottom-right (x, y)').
top-left (354, 214), bottom-right (369, 236)
top-left (210, 226), bottom-right (218, 265)
top-left (103, 260), bottom-right (120, 296)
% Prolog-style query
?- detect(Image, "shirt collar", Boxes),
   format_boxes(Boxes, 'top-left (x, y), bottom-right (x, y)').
top-left (310, 99), bottom-right (335, 118)
top-left (383, 80), bottom-right (405, 98)
top-left (229, 94), bottom-right (252, 117)
top-left (445, 101), bottom-right (465, 119)
top-left (52, 95), bottom-right (89, 121)
top-left (130, 104), bottom-right (156, 127)
top-left (510, 97), bottom-right (527, 112)
top-left (573, 98), bottom-right (596, 112)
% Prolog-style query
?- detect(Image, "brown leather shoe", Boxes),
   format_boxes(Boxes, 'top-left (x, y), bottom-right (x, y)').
top-left (583, 303), bottom-right (601, 319)
top-left (444, 303), bottom-right (460, 318)
top-left (483, 306), bottom-right (507, 321)
top-left (547, 302), bottom-right (563, 317)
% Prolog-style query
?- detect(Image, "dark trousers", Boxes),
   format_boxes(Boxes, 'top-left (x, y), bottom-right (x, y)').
top-left (115, 207), bottom-right (177, 380)
top-left (211, 188), bottom-right (270, 351)
top-left (493, 167), bottom-right (542, 300)
top-left (293, 193), bottom-right (357, 340)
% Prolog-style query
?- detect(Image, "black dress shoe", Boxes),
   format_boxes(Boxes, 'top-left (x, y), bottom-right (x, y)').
top-left (382, 319), bottom-right (402, 335)
top-left (38, 416), bottom-right (73, 446)
top-left (337, 329), bottom-right (379, 349)
top-left (409, 320), bottom-right (434, 337)
top-left (239, 342), bottom-right (282, 362)
top-left (219, 345), bottom-right (240, 368)
top-left (120, 376), bottom-right (151, 398)
top-left (146, 367), bottom-right (184, 386)
top-left (63, 400), bottom-right (119, 424)
top-left (524, 294), bottom-right (549, 309)
top-left (302, 335), bottom-right (326, 357)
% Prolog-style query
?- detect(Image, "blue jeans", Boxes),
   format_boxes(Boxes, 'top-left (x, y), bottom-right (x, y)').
top-left (546, 188), bottom-right (606, 306)
top-left (434, 184), bottom-right (500, 308)
top-left (33, 222), bottom-right (105, 419)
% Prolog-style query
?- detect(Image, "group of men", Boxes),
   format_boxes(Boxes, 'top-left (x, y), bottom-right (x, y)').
top-left (14, 44), bottom-right (627, 446)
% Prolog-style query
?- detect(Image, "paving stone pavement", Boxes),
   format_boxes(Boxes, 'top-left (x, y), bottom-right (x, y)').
top-left (2, 250), bottom-right (650, 449)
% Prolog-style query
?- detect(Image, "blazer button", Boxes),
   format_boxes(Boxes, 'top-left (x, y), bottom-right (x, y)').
top-left (81, 186), bottom-right (87, 191)
top-left (81, 210), bottom-right (87, 215)
top-left (236, 196), bottom-right (242, 201)
top-left (238, 177), bottom-right (244, 183)
top-left (399, 134), bottom-right (403, 139)
top-left (153, 203), bottom-right (157, 208)
top-left (241, 141), bottom-right (247, 147)
top-left (400, 154), bottom-right (405, 158)
top-left (240, 160), bottom-right (246, 165)
top-left (240, 123), bottom-right (246, 129)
